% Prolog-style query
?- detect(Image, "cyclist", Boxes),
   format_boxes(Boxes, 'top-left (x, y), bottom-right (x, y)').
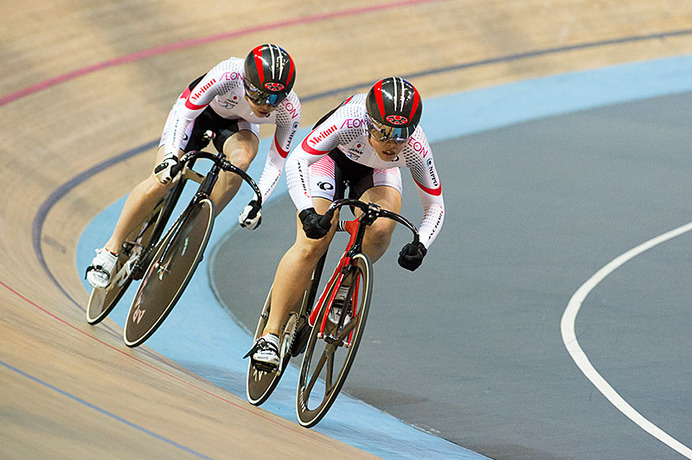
top-left (86, 43), bottom-right (301, 289)
top-left (249, 76), bottom-right (444, 367)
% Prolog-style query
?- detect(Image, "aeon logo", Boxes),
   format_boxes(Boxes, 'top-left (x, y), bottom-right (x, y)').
top-left (385, 114), bottom-right (408, 125)
top-left (340, 118), bottom-right (364, 129)
top-left (220, 71), bottom-right (242, 81)
top-left (408, 138), bottom-right (430, 158)
top-left (282, 100), bottom-right (299, 119)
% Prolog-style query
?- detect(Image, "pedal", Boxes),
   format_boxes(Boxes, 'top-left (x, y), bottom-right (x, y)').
top-left (252, 361), bottom-right (278, 373)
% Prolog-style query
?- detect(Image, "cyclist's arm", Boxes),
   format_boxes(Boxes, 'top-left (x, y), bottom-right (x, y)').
top-left (285, 114), bottom-right (342, 211)
top-left (163, 67), bottom-right (225, 158)
top-left (407, 132), bottom-right (445, 248)
top-left (416, 190), bottom-right (444, 248)
top-left (256, 92), bottom-right (302, 201)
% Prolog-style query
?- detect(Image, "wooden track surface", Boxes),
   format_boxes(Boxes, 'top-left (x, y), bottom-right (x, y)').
top-left (2, 1), bottom-right (692, 457)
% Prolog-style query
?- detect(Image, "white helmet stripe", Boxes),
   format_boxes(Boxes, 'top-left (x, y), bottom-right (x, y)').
top-left (392, 76), bottom-right (399, 111)
top-left (268, 44), bottom-right (277, 79)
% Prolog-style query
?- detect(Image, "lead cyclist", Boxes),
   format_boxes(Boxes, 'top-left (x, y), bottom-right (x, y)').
top-left (86, 44), bottom-right (302, 289)
top-left (248, 77), bottom-right (445, 368)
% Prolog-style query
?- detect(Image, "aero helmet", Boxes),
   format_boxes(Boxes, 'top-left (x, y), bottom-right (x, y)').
top-left (365, 77), bottom-right (422, 142)
top-left (243, 43), bottom-right (296, 107)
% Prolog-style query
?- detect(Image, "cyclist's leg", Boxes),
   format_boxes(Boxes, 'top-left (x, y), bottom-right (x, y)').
top-left (209, 129), bottom-right (259, 215)
top-left (356, 167), bottom-right (402, 262)
top-left (261, 197), bottom-right (338, 337)
top-left (102, 146), bottom-right (176, 254)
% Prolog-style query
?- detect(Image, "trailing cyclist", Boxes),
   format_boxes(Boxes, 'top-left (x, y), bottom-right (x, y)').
top-left (249, 76), bottom-right (445, 368)
top-left (86, 44), bottom-right (301, 289)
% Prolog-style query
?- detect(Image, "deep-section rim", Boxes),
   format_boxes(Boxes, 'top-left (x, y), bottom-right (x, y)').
top-left (123, 198), bottom-right (214, 347)
top-left (296, 253), bottom-right (372, 428)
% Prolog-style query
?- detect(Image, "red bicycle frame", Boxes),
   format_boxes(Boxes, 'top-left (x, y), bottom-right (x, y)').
top-left (308, 219), bottom-right (361, 346)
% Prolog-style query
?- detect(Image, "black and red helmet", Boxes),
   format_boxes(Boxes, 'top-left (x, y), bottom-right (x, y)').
top-left (365, 77), bottom-right (422, 142)
top-left (243, 44), bottom-right (296, 107)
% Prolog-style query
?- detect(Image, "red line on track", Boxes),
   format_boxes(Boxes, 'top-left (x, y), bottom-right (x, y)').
top-left (0, 0), bottom-right (438, 107)
top-left (0, 279), bottom-right (324, 443)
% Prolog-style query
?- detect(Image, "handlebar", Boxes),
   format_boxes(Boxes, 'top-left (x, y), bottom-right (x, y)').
top-left (172, 150), bottom-right (262, 213)
top-left (322, 198), bottom-right (419, 245)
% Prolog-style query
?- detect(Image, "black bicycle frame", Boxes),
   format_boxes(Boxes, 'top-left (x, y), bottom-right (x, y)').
top-left (155, 150), bottom-right (262, 263)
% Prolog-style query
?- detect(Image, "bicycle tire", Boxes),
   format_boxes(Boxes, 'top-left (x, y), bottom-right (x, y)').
top-left (85, 196), bottom-right (168, 325)
top-left (123, 198), bottom-right (214, 347)
top-left (296, 253), bottom-right (372, 428)
top-left (247, 287), bottom-right (312, 405)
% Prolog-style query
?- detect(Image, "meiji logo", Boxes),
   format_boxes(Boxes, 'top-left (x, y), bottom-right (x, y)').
top-left (192, 78), bottom-right (216, 101)
top-left (220, 71), bottom-right (241, 81)
top-left (309, 125), bottom-right (337, 146)
top-left (264, 82), bottom-right (285, 91)
top-left (426, 158), bottom-right (439, 187)
top-left (340, 118), bottom-right (364, 129)
top-left (386, 114), bottom-right (408, 125)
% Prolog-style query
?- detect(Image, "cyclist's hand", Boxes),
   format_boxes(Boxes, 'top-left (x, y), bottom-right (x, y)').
top-left (239, 200), bottom-right (262, 230)
top-left (299, 207), bottom-right (332, 239)
top-left (398, 241), bottom-right (427, 271)
top-left (154, 155), bottom-right (179, 184)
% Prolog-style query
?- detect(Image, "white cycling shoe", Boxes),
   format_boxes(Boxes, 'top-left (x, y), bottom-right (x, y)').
top-left (250, 334), bottom-right (280, 368)
top-left (251, 334), bottom-right (281, 368)
top-left (86, 247), bottom-right (118, 289)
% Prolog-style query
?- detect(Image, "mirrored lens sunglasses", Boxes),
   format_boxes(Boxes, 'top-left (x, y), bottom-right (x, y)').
top-left (366, 116), bottom-right (410, 144)
top-left (243, 79), bottom-right (285, 107)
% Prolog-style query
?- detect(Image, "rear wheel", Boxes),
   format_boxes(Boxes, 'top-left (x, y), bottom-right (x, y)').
top-left (246, 288), bottom-right (307, 406)
top-left (123, 198), bottom-right (214, 347)
top-left (86, 196), bottom-right (167, 325)
top-left (296, 253), bottom-right (372, 428)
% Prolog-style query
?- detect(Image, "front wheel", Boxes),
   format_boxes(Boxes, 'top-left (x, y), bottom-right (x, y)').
top-left (123, 198), bottom-right (214, 347)
top-left (296, 253), bottom-right (372, 428)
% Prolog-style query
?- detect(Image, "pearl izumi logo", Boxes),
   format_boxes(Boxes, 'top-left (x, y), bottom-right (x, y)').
top-left (264, 82), bottom-right (285, 91)
top-left (385, 114), bottom-right (408, 125)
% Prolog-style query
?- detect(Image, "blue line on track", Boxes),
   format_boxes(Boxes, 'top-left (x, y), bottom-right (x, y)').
top-left (0, 359), bottom-right (212, 459)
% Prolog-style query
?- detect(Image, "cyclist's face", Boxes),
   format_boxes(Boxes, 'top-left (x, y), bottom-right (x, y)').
top-left (368, 135), bottom-right (407, 161)
top-left (246, 97), bottom-right (277, 117)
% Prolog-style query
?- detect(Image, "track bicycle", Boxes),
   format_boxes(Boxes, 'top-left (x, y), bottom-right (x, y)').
top-left (245, 198), bottom-right (419, 428)
top-left (86, 147), bottom-right (261, 348)
top-left (85, 154), bottom-right (199, 326)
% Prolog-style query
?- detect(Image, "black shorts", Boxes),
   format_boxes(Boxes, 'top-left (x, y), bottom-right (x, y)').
top-left (326, 149), bottom-right (375, 201)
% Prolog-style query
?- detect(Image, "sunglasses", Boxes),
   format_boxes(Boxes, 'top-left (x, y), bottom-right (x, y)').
top-left (366, 114), bottom-right (411, 144)
top-left (243, 79), bottom-right (286, 107)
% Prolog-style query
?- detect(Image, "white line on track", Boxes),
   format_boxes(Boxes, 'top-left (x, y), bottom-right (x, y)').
top-left (561, 222), bottom-right (692, 459)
